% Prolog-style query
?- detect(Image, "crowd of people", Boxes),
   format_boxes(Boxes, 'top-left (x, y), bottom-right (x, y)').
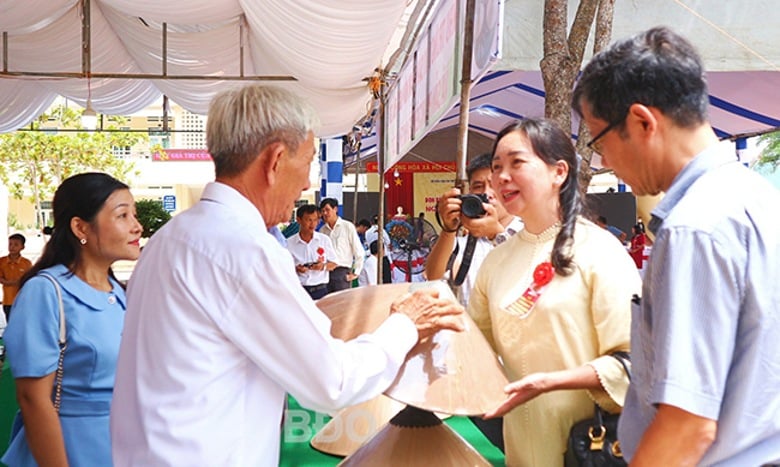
top-left (1, 25), bottom-right (778, 467)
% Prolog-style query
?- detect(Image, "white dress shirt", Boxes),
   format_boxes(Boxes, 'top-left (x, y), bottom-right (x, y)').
top-left (286, 231), bottom-right (335, 286)
top-left (111, 182), bottom-right (417, 467)
top-left (358, 254), bottom-right (378, 287)
top-left (319, 217), bottom-right (365, 275)
top-left (364, 225), bottom-right (391, 256)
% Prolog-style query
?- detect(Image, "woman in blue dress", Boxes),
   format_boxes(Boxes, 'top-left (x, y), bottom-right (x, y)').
top-left (2, 172), bottom-right (142, 466)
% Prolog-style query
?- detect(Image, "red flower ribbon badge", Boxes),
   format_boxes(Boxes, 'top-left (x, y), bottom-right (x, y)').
top-left (316, 247), bottom-right (325, 263)
top-left (506, 262), bottom-right (555, 318)
top-left (532, 262), bottom-right (555, 287)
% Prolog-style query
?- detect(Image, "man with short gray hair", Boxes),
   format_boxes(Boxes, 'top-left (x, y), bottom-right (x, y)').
top-left (111, 85), bottom-right (464, 466)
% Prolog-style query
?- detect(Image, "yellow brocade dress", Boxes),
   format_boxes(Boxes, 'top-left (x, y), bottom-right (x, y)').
top-left (468, 218), bottom-right (641, 466)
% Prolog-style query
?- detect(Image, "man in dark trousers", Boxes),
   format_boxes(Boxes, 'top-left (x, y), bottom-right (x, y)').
top-left (319, 198), bottom-right (364, 293)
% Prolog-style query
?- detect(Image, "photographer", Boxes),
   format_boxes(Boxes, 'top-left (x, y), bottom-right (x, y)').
top-left (425, 153), bottom-right (523, 308)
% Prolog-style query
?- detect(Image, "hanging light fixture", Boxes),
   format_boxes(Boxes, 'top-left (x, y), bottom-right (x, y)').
top-left (81, 76), bottom-right (97, 130)
top-left (393, 168), bottom-right (400, 178)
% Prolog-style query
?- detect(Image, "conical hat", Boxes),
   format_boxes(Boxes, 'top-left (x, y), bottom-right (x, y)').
top-left (316, 282), bottom-right (409, 340)
top-left (310, 395), bottom-right (404, 457)
top-left (316, 281), bottom-right (509, 416)
top-left (338, 406), bottom-right (491, 466)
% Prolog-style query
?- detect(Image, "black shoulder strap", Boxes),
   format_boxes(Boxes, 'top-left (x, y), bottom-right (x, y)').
top-left (447, 235), bottom-right (478, 287)
top-left (610, 351), bottom-right (631, 381)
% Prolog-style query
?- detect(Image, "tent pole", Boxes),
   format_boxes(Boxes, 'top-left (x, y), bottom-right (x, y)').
top-left (353, 159), bottom-right (360, 223)
top-left (81, 0), bottom-right (91, 76)
top-left (455, 0), bottom-right (476, 189)
top-left (377, 85), bottom-right (387, 284)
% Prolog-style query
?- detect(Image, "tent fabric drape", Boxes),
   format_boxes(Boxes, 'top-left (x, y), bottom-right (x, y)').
top-left (0, 0), bottom-right (408, 135)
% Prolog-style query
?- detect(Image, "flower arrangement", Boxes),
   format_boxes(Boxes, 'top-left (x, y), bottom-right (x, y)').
top-left (385, 219), bottom-right (413, 249)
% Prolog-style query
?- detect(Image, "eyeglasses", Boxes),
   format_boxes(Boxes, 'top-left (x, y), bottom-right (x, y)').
top-left (586, 118), bottom-right (624, 155)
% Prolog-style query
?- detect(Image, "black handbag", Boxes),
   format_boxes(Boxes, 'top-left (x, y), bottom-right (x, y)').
top-left (564, 352), bottom-right (631, 467)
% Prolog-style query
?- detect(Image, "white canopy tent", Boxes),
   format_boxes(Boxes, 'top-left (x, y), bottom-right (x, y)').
top-left (353, 0), bottom-right (780, 168)
top-left (0, 0), bottom-right (416, 135)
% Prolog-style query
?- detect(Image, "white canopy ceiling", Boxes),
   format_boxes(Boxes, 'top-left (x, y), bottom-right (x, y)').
top-left (353, 0), bottom-right (780, 168)
top-left (0, 0), bottom-right (411, 135)
top-left (2, 0), bottom-right (779, 149)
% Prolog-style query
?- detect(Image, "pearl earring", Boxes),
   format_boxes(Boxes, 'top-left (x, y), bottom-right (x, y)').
top-left (80, 238), bottom-right (87, 245)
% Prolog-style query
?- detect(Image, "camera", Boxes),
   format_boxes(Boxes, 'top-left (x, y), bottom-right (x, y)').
top-left (458, 193), bottom-right (488, 218)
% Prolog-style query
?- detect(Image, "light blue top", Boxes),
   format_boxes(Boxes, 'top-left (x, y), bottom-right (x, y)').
top-left (2, 264), bottom-right (126, 467)
top-left (605, 224), bottom-right (625, 239)
top-left (620, 143), bottom-right (780, 466)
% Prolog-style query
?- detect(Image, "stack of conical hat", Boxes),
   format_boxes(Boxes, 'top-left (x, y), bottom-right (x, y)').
top-left (316, 281), bottom-right (509, 416)
top-left (338, 406), bottom-right (492, 466)
top-left (310, 395), bottom-right (404, 457)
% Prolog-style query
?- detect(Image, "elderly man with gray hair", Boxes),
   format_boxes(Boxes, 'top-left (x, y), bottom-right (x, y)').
top-left (110, 85), bottom-right (464, 466)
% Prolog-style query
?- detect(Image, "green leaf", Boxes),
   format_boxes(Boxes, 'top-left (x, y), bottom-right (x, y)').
top-left (134, 199), bottom-right (172, 238)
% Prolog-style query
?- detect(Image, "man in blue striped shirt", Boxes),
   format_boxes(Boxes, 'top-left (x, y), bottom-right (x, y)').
top-left (574, 26), bottom-right (780, 466)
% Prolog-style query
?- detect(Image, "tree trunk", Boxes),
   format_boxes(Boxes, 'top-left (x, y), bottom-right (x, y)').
top-left (577, 0), bottom-right (616, 187)
top-left (540, 0), bottom-right (599, 134)
top-left (30, 162), bottom-right (44, 229)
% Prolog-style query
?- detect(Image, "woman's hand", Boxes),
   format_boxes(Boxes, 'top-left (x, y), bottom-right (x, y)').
top-left (483, 372), bottom-right (551, 418)
top-left (484, 365), bottom-right (603, 419)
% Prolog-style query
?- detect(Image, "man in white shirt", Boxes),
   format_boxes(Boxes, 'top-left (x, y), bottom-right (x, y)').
top-left (358, 240), bottom-right (380, 287)
top-left (365, 214), bottom-right (391, 258)
top-left (319, 198), bottom-right (364, 293)
top-left (110, 85), bottom-right (464, 467)
top-left (286, 204), bottom-right (337, 299)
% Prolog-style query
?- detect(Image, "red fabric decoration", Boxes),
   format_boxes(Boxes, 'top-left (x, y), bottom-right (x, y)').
top-left (532, 262), bottom-right (555, 287)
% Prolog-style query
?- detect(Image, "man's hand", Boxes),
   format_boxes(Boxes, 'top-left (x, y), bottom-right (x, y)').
top-left (460, 203), bottom-right (504, 239)
top-left (390, 289), bottom-right (465, 340)
top-left (436, 187), bottom-right (463, 232)
top-left (346, 273), bottom-right (358, 282)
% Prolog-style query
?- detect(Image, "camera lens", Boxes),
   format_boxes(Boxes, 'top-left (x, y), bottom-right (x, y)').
top-left (460, 194), bottom-right (487, 218)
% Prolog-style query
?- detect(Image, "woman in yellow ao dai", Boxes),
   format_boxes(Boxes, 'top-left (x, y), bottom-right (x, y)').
top-left (468, 119), bottom-right (641, 466)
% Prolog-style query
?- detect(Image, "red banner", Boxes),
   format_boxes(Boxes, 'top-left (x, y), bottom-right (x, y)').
top-left (366, 161), bottom-right (455, 173)
top-left (385, 171), bottom-right (414, 219)
top-left (153, 149), bottom-right (212, 161)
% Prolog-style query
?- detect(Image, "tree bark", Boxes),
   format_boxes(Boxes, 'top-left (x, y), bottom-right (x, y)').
top-left (541, 0), bottom-right (615, 188)
top-left (540, 0), bottom-right (599, 134)
top-left (577, 0), bottom-right (616, 187)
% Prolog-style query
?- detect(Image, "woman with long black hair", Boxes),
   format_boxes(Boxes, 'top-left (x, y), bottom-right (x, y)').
top-left (2, 172), bottom-right (142, 466)
top-left (470, 119), bottom-right (640, 466)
